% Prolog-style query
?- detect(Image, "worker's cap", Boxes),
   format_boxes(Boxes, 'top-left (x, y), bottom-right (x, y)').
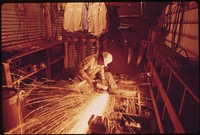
top-left (102, 52), bottom-right (113, 67)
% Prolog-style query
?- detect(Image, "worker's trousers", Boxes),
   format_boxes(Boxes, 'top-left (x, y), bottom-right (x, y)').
top-left (104, 72), bottom-right (118, 90)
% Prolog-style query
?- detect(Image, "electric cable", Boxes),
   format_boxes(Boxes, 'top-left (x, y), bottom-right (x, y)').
top-left (171, 2), bottom-right (185, 50)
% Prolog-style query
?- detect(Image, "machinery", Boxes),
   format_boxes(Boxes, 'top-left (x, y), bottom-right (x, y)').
top-left (88, 115), bottom-right (108, 134)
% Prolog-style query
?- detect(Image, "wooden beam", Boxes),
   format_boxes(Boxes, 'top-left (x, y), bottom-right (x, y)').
top-left (45, 3), bottom-right (52, 40)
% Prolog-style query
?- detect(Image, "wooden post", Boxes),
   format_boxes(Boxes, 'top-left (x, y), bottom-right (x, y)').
top-left (3, 63), bottom-right (13, 87)
top-left (89, 38), bottom-right (96, 55)
top-left (64, 42), bottom-right (69, 70)
top-left (127, 46), bottom-right (133, 65)
top-left (45, 49), bottom-right (51, 79)
top-left (45, 3), bottom-right (52, 40)
top-left (96, 36), bottom-right (100, 55)
top-left (80, 38), bottom-right (86, 61)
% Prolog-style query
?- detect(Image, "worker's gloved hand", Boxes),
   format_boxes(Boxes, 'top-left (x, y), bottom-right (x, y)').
top-left (101, 79), bottom-right (107, 85)
top-left (96, 83), bottom-right (108, 91)
top-left (87, 79), bottom-right (95, 87)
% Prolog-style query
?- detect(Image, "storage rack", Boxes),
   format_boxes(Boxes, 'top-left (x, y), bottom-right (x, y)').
top-left (2, 41), bottom-right (65, 87)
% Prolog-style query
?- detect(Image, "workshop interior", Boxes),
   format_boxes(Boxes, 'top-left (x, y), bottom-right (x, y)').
top-left (1, 2), bottom-right (199, 134)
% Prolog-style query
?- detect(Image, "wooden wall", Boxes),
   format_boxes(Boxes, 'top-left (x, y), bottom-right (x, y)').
top-left (1, 2), bottom-right (165, 70)
top-left (1, 3), bottom-right (47, 49)
top-left (50, 3), bottom-right (63, 39)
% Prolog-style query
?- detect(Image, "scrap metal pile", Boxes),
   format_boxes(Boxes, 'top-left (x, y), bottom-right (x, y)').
top-left (5, 73), bottom-right (158, 134)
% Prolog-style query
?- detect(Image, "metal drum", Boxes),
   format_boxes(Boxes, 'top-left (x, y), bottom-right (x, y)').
top-left (2, 87), bottom-right (23, 133)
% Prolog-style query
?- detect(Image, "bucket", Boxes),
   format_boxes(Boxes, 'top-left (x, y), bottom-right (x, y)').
top-left (2, 87), bottom-right (23, 133)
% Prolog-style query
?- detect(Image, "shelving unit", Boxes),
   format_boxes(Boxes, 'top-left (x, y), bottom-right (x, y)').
top-left (12, 65), bottom-right (47, 85)
top-left (2, 41), bottom-right (65, 87)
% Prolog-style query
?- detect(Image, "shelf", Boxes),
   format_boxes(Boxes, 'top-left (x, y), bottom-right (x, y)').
top-left (12, 66), bottom-right (47, 85)
top-left (6, 41), bottom-right (65, 63)
top-left (50, 56), bottom-right (64, 65)
top-left (3, 40), bottom-right (66, 88)
top-left (53, 70), bottom-right (66, 80)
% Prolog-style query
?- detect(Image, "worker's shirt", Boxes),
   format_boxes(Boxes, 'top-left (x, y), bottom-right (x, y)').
top-left (63, 3), bottom-right (84, 32)
top-left (88, 2), bottom-right (108, 36)
top-left (77, 54), bottom-right (105, 80)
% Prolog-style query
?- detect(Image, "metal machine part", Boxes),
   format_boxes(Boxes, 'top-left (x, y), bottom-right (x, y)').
top-left (88, 115), bottom-right (108, 134)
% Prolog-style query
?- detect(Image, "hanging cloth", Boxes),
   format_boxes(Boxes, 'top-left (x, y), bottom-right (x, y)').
top-left (63, 3), bottom-right (85, 32)
top-left (81, 3), bottom-right (89, 31)
top-left (88, 2), bottom-right (108, 36)
top-left (98, 2), bottom-right (108, 34)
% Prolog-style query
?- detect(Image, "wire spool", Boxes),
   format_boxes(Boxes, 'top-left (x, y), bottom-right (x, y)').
top-left (2, 87), bottom-right (23, 133)
top-left (57, 35), bottom-right (62, 41)
top-left (40, 62), bottom-right (45, 68)
top-left (143, 109), bottom-right (151, 117)
top-left (81, 38), bottom-right (87, 43)
top-left (23, 65), bottom-right (33, 73)
top-left (33, 64), bottom-right (37, 71)
top-left (11, 59), bottom-right (21, 68)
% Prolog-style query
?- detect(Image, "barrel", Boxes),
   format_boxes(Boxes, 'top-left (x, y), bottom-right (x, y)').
top-left (2, 87), bottom-right (23, 133)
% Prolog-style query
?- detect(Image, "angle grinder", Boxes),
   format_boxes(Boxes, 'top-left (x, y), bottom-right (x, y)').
top-left (95, 82), bottom-right (108, 91)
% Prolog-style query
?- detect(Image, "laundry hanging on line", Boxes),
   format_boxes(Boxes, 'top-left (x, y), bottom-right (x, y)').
top-left (63, 3), bottom-right (85, 33)
top-left (63, 2), bottom-right (108, 36)
top-left (88, 2), bottom-right (108, 36)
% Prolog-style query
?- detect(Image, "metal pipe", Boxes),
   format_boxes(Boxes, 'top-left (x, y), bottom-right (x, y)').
top-left (150, 61), bottom-right (185, 133)
top-left (157, 52), bottom-right (199, 104)
top-left (148, 81), bottom-right (164, 133)
top-left (178, 88), bottom-right (186, 116)
top-left (165, 31), bottom-right (198, 41)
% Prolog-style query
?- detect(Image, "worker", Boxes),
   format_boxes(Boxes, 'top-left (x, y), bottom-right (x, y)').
top-left (73, 51), bottom-right (118, 93)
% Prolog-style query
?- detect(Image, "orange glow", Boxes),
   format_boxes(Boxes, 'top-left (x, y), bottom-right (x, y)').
top-left (69, 93), bottom-right (109, 134)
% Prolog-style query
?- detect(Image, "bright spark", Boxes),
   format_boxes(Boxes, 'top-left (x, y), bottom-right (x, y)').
top-left (69, 93), bottom-right (109, 134)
